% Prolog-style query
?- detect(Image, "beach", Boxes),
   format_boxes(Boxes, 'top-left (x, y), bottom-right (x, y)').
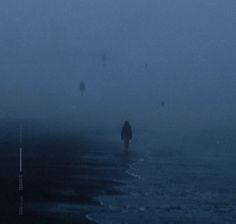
top-left (1, 122), bottom-right (236, 223)
top-left (0, 122), bottom-right (136, 224)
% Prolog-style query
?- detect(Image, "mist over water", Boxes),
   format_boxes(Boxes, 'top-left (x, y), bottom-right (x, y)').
top-left (0, 0), bottom-right (236, 131)
top-left (1, 2), bottom-right (236, 224)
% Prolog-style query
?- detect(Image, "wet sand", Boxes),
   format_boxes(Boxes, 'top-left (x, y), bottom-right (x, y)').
top-left (3, 122), bottom-right (236, 223)
top-left (0, 122), bottom-right (135, 224)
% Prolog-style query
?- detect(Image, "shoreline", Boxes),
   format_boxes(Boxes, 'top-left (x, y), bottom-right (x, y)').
top-left (0, 122), bottom-right (134, 223)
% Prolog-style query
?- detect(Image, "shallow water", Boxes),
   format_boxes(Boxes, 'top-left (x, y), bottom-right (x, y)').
top-left (89, 132), bottom-right (236, 224)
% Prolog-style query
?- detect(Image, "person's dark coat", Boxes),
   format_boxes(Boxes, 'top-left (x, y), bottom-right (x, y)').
top-left (121, 121), bottom-right (132, 140)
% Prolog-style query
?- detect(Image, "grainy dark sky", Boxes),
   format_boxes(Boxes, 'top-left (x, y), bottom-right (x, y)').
top-left (0, 0), bottom-right (236, 130)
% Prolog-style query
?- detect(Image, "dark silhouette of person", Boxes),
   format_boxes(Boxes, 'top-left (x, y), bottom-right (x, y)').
top-left (121, 120), bottom-right (132, 151)
top-left (102, 54), bottom-right (107, 67)
top-left (80, 81), bottom-right (85, 96)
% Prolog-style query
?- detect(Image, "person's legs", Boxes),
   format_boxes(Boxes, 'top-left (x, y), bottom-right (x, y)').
top-left (124, 138), bottom-right (129, 152)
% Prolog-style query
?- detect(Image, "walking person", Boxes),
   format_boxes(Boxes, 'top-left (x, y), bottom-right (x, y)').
top-left (121, 120), bottom-right (132, 152)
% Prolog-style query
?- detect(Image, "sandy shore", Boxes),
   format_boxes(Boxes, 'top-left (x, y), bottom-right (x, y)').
top-left (0, 121), bottom-right (134, 224)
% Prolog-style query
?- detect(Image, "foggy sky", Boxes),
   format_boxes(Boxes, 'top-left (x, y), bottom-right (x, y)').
top-left (0, 0), bottom-right (236, 131)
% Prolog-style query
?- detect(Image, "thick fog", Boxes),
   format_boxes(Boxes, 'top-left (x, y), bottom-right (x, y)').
top-left (0, 0), bottom-right (236, 131)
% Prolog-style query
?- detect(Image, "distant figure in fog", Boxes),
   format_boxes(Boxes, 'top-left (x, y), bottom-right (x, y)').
top-left (102, 54), bottom-right (107, 67)
top-left (80, 81), bottom-right (85, 96)
top-left (121, 120), bottom-right (132, 151)
top-left (145, 63), bottom-right (148, 69)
